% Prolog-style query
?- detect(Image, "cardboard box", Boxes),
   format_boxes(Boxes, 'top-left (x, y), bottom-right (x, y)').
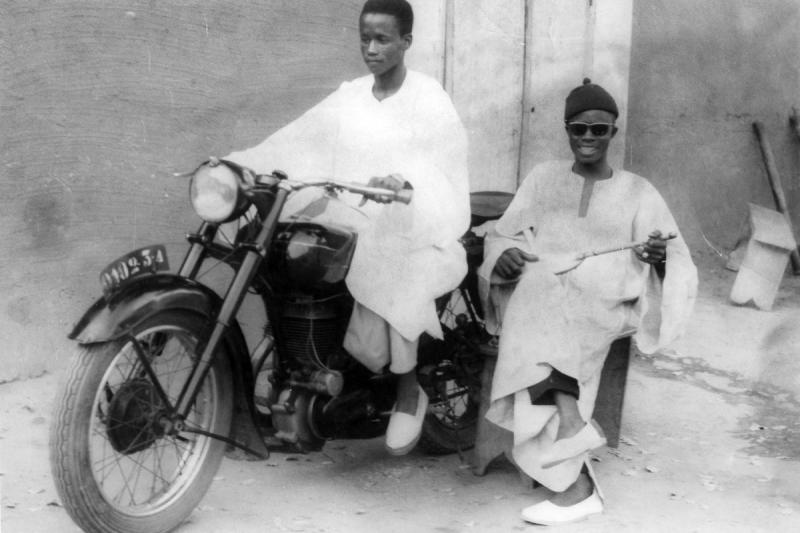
top-left (730, 203), bottom-right (798, 310)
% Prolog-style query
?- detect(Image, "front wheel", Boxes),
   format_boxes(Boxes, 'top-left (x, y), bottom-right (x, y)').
top-left (49, 310), bottom-right (233, 533)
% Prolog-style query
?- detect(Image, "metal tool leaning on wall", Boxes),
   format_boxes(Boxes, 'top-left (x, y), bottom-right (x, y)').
top-left (752, 120), bottom-right (800, 274)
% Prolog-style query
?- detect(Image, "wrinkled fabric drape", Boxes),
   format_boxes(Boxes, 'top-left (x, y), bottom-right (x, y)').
top-left (225, 71), bottom-right (470, 344)
top-left (477, 160), bottom-right (697, 491)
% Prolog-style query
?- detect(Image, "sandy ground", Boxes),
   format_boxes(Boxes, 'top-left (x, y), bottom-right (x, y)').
top-left (2, 264), bottom-right (800, 533)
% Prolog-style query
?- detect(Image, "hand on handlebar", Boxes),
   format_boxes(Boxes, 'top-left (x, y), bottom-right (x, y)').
top-left (367, 174), bottom-right (405, 191)
top-left (494, 247), bottom-right (539, 279)
top-left (361, 174), bottom-right (410, 205)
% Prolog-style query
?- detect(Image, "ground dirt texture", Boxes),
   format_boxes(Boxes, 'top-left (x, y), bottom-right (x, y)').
top-left (2, 262), bottom-right (799, 533)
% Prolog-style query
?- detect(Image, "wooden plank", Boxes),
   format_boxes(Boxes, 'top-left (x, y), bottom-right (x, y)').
top-left (406, 0), bottom-right (446, 82)
top-left (470, 353), bottom-right (512, 476)
top-left (449, 0), bottom-right (526, 193)
top-left (592, 336), bottom-right (631, 448)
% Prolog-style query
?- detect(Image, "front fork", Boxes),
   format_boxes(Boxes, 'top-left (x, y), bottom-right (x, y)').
top-left (164, 185), bottom-right (291, 421)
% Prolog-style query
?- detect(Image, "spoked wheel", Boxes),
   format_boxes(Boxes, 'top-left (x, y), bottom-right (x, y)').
top-left (418, 288), bottom-right (485, 455)
top-left (50, 310), bottom-right (233, 533)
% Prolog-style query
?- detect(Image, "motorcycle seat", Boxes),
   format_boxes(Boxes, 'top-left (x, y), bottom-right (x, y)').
top-left (469, 191), bottom-right (514, 227)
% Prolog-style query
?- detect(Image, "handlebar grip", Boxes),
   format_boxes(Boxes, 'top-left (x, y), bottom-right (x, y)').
top-left (392, 188), bottom-right (413, 205)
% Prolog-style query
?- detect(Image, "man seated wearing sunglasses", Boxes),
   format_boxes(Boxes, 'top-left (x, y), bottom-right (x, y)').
top-left (477, 79), bottom-right (698, 525)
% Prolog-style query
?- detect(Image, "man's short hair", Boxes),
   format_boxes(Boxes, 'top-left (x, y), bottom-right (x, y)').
top-left (361, 0), bottom-right (414, 35)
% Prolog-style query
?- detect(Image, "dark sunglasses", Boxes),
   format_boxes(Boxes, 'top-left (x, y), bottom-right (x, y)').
top-left (565, 122), bottom-right (615, 137)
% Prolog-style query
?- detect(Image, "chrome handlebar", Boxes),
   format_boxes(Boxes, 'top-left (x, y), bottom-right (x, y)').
top-left (260, 175), bottom-right (413, 205)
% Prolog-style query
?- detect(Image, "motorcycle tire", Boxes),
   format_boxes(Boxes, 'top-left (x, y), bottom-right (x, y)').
top-left (50, 310), bottom-right (233, 533)
top-left (418, 357), bottom-right (481, 455)
top-left (417, 289), bottom-right (484, 455)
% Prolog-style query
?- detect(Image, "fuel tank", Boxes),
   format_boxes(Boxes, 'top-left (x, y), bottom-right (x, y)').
top-left (266, 221), bottom-right (357, 296)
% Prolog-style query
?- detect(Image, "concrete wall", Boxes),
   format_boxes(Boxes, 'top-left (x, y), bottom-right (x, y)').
top-left (0, 1), bottom-right (366, 380)
top-left (627, 0), bottom-right (800, 260)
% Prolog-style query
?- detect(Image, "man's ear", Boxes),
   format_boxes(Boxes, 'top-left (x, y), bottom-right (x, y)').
top-left (403, 33), bottom-right (413, 50)
top-left (611, 125), bottom-right (619, 138)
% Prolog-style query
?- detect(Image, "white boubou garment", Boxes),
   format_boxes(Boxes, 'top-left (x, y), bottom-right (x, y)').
top-left (225, 70), bottom-right (470, 347)
top-left (477, 160), bottom-right (697, 490)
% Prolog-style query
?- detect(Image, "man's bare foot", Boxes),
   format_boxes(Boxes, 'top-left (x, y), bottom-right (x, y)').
top-left (555, 418), bottom-right (587, 442)
top-left (552, 390), bottom-right (586, 441)
top-left (549, 473), bottom-right (594, 507)
top-left (540, 421), bottom-right (606, 469)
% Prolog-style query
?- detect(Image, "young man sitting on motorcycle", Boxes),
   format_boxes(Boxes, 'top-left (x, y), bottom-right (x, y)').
top-left (224, 0), bottom-right (470, 456)
top-left (478, 79), bottom-right (698, 525)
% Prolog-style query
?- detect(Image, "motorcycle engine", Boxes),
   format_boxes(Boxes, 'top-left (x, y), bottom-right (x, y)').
top-left (268, 296), bottom-right (352, 450)
top-left (276, 297), bottom-right (351, 371)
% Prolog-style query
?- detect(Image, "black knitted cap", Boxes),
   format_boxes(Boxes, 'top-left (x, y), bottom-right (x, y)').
top-left (564, 78), bottom-right (619, 120)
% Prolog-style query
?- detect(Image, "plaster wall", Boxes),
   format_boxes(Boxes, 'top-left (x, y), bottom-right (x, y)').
top-left (627, 0), bottom-right (800, 259)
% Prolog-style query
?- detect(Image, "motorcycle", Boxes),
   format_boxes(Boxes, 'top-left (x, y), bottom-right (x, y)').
top-left (49, 158), bottom-right (512, 533)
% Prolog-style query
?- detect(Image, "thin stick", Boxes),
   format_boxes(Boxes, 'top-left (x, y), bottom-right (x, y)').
top-left (554, 234), bottom-right (677, 275)
top-left (576, 240), bottom-right (646, 261)
top-left (576, 233), bottom-right (676, 261)
top-left (753, 121), bottom-right (800, 274)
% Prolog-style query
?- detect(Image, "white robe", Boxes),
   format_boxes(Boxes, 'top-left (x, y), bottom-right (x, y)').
top-left (478, 160), bottom-right (697, 490)
top-left (225, 70), bottom-right (470, 343)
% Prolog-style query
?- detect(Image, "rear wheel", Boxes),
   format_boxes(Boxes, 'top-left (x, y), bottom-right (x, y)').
top-left (418, 288), bottom-right (486, 455)
top-left (49, 310), bottom-right (233, 533)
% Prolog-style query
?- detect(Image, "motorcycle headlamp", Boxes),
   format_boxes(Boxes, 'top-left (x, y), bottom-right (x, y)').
top-left (190, 162), bottom-right (248, 223)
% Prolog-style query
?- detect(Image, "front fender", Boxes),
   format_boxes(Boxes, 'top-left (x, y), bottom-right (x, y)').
top-left (69, 273), bottom-right (270, 458)
top-left (70, 274), bottom-right (222, 343)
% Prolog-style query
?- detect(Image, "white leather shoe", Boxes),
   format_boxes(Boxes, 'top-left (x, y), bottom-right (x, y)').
top-left (385, 386), bottom-right (428, 456)
top-left (520, 489), bottom-right (603, 525)
top-left (540, 421), bottom-right (606, 469)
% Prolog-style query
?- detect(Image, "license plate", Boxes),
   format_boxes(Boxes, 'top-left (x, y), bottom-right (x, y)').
top-left (100, 245), bottom-right (170, 296)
